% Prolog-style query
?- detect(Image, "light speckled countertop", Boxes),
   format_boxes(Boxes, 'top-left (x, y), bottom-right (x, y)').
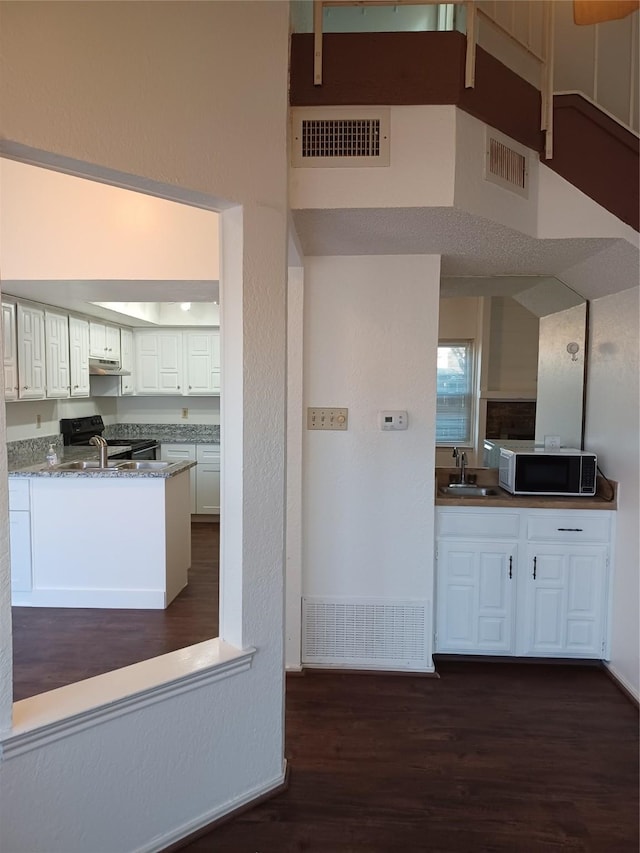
top-left (9, 459), bottom-right (196, 479)
top-left (435, 467), bottom-right (617, 510)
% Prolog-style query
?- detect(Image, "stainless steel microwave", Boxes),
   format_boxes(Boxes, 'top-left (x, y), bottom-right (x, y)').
top-left (498, 448), bottom-right (597, 496)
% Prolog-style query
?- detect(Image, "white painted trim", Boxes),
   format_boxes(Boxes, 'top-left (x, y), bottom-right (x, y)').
top-left (133, 760), bottom-right (288, 853)
top-left (303, 662), bottom-right (437, 673)
top-left (1, 639), bottom-right (255, 759)
top-left (11, 587), bottom-right (168, 609)
top-left (604, 662), bottom-right (640, 705)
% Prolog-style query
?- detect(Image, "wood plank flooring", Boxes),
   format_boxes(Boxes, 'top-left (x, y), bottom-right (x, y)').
top-left (12, 521), bottom-right (219, 701)
top-left (179, 660), bottom-right (639, 853)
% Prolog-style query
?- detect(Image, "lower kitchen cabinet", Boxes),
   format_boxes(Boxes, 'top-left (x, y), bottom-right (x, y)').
top-left (160, 442), bottom-right (220, 515)
top-left (9, 480), bottom-right (32, 593)
top-left (435, 507), bottom-right (614, 659)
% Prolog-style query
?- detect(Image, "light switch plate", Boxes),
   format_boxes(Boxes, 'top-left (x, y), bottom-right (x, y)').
top-left (307, 407), bottom-right (348, 430)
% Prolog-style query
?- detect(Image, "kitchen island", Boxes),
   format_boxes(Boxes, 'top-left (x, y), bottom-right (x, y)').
top-left (9, 459), bottom-right (196, 609)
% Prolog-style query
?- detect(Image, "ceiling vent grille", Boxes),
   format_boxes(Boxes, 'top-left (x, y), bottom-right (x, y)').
top-left (302, 596), bottom-right (429, 669)
top-left (485, 129), bottom-right (529, 198)
top-left (292, 108), bottom-right (390, 168)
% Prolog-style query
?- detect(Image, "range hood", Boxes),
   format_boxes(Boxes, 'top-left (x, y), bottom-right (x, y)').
top-left (89, 357), bottom-right (131, 376)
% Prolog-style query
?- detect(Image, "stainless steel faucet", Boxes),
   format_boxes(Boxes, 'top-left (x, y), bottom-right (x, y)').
top-left (452, 447), bottom-right (460, 467)
top-left (460, 451), bottom-right (467, 485)
top-left (89, 435), bottom-right (109, 468)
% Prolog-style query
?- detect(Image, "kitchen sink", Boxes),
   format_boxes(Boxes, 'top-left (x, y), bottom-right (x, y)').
top-left (439, 485), bottom-right (498, 497)
top-left (117, 460), bottom-right (170, 470)
top-left (54, 460), bottom-right (128, 471)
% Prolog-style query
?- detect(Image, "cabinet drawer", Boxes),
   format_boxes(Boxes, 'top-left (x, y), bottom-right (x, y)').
top-left (196, 444), bottom-right (220, 465)
top-left (9, 479), bottom-right (30, 511)
top-left (526, 513), bottom-right (611, 543)
top-left (437, 510), bottom-right (520, 539)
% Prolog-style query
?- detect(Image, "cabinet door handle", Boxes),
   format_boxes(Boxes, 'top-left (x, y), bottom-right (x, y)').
top-left (557, 528), bottom-right (583, 532)
top-left (509, 555), bottom-right (512, 579)
top-left (533, 556), bottom-right (537, 580)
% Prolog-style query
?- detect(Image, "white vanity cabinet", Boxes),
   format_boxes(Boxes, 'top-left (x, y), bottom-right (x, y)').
top-left (68, 315), bottom-right (90, 397)
top-left (2, 301), bottom-right (19, 401)
top-left (17, 303), bottom-right (46, 399)
top-left (44, 310), bottom-right (71, 398)
top-left (435, 507), bottom-right (614, 660)
top-left (9, 479), bottom-right (32, 593)
top-left (89, 321), bottom-right (121, 359)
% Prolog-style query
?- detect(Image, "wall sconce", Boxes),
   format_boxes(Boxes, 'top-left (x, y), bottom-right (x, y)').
top-left (566, 342), bottom-right (580, 361)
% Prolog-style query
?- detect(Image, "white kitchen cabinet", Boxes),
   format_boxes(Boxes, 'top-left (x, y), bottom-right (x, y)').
top-left (17, 303), bottom-right (46, 400)
top-left (436, 540), bottom-right (517, 654)
top-left (120, 327), bottom-right (135, 395)
top-left (161, 443), bottom-right (197, 513)
top-left (435, 507), bottom-right (614, 660)
top-left (45, 310), bottom-right (71, 398)
top-left (196, 444), bottom-right (220, 514)
top-left (185, 330), bottom-right (220, 395)
top-left (89, 321), bottom-right (121, 359)
top-left (135, 331), bottom-right (183, 395)
top-left (9, 479), bottom-right (32, 593)
top-left (2, 301), bottom-right (19, 401)
top-left (68, 315), bottom-right (90, 397)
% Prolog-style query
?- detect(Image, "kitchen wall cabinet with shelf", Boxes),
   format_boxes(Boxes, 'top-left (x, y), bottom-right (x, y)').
top-left (45, 310), bottom-right (71, 399)
top-left (160, 442), bottom-right (220, 515)
top-left (68, 315), bottom-right (91, 397)
top-left (120, 328), bottom-right (135, 395)
top-left (2, 301), bottom-right (19, 401)
top-left (435, 507), bottom-right (614, 660)
top-left (89, 320), bottom-right (121, 360)
top-left (17, 303), bottom-right (46, 400)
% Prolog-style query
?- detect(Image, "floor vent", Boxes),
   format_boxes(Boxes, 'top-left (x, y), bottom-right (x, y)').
top-left (485, 128), bottom-right (529, 197)
top-left (292, 108), bottom-right (390, 168)
top-left (302, 596), bottom-right (429, 669)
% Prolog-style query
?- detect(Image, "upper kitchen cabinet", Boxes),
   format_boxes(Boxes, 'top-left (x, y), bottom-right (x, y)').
top-left (134, 328), bottom-right (220, 396)
top-left (185, 330), bottom-right (220, 395)
top-left (89, 321), bottom-right (121, 360)
top-left (120, 328), bottom-right (135, 395)
top-left (17, 303), bottom-right (46, 400)
top-left (2, 302), bottom-right (19, 401)
top-left (68, 315), bottom-right (90, 397)
top-left (44, 310), bottom-right (71, 399)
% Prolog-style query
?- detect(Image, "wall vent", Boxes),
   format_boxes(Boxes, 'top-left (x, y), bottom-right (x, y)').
top-left (485, 128), bottom-right (529, 198)
top-left (302, 596), bottom-right (429, 670)
top-left (292, 108), bottom-right (390, 168)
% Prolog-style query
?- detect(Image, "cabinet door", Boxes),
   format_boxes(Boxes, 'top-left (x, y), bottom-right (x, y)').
top-left (105, 325), bottom-right (121, 359)
top-left (120, 328), bottom-right (135, 395)
top-left (69, 316), bottom-right (90, 397)
top-left (2, 302), bottom-right (18, 401)
top-left (519, 544), bottom-right (608, 658)
top-left (17, 304), bottom-right (46, 399)
top-left (185, 331), bottom-right (220, 395)
top-left (89, 321), bottom-right (107, 357)
top-left (196, 445), bottom-right (220, 514)
top-left (45, 310), bottom-right (71, 398)
top-left (161, 444), bottom-right (196, 513)
top-left (436, 540), bottom-right (516, 654)
top-left (135, 331), bottom-right (183, 395)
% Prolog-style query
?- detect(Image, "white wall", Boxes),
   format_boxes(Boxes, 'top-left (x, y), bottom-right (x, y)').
top-left (0, 159), bottom-right (219, 280)
top-left (584, 286), bottom-right (640, 700)
top-left (302, 255), bottom-right (440, 667)
top-left (0, 2), bottom-right (288, 851)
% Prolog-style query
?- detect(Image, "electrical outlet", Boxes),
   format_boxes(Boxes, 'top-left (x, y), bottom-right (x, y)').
top-left (36, 414), bottom-right (42, 429)
top-left (544, 435), bottom-right (561, 450)
top-left (181, 408), bottom-right (189, 419)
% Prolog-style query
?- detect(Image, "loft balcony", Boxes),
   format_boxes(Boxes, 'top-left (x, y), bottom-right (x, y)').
top-left (289, 2), bottom-right (639, 231)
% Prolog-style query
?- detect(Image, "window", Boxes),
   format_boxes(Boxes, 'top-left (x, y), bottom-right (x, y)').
top-left (436, 341), bottom-right (474, 444)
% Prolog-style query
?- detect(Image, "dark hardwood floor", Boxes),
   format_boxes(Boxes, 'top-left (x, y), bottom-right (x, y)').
top-left (179, 661), bottom-right (639, 853)
top-left (12, 521), bottom-right (219, 701)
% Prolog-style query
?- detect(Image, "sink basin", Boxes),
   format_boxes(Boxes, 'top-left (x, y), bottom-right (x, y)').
top-left (54, 460), bottom-right (127, 471)
top-left (439, 485), bottom-right (498, 497)
top-left (117, 461), bottom-right (170, 470)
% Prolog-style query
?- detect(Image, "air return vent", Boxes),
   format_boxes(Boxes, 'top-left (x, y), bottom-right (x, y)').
top-left (292, 108), bottom-right (390, 167)
top-left (302, 596), bottom-right (429, 670)
top-left (485, 128), bottom-right (529, 198)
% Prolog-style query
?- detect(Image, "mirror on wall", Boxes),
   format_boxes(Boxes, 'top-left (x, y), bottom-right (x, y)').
top-left (439, 276), bottom-right (587, 463)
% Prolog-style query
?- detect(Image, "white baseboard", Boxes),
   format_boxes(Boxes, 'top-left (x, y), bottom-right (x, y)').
top-left (11, 587), bottom-right (167, 609)
top-left (603, 661), bottom-right (640, 704)
top-left (139, 762), bottom-right (288, 853)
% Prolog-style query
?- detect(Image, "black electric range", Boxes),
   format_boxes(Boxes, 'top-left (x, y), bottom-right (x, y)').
top-left (59, 416), bottom-right (159, 460)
